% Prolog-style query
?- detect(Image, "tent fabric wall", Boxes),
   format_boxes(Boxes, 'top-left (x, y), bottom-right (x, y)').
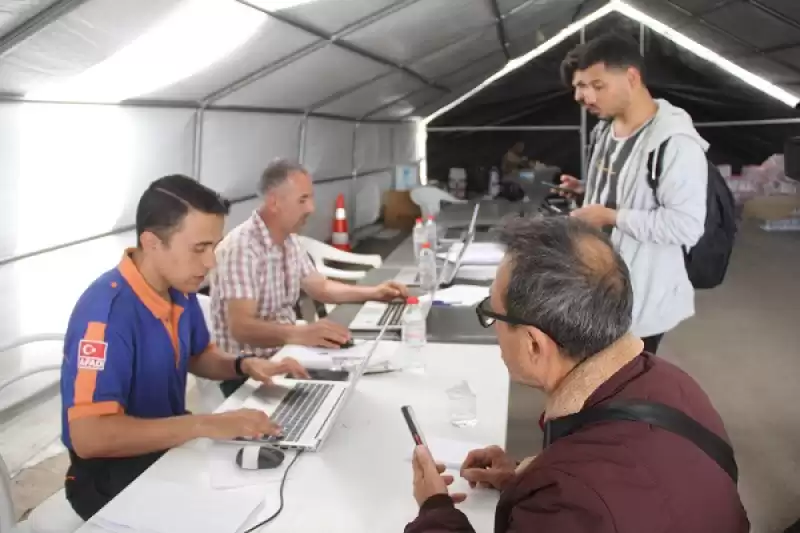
top-left (0, 102), bottom-right (415, 264)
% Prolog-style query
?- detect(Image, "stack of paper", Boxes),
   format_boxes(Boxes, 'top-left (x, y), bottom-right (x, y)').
top-left (92, 478), bottom-right (264, 533)
top-left (438, 242), bottom-right (506, 265)
top-left (272, 343), bottom-right (369, 370)
top-left (272, 343), bottom-right (399, 373)
top-left (432, 285), bottom-right (490, 306)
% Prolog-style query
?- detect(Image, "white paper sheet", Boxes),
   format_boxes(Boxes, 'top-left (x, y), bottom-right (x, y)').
top-left (208, 443), bottom-right (294, 489)
top-left (271, 343), bottom-right (369, 369)
top-left (272, 342), bottom-right (400, 373)
top-left (431, 285), bottom-right (489, 306)
top-left (93, 478), bottom-right (264, 533)
top-left (455, 265), bottom-right (498, 281)
top-left (438, 242), bottom-right (506, 265)
top-left (406, 436), bottom-right (489, 470)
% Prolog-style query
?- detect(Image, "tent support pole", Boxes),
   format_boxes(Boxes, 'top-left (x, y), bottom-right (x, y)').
top-left (639, 22), bottom-right (645, 55)
top-left (694, 118), bottom-right (800, 127)
top-left (298, 114), bottom-right (309, 164)
top-left (427, 125), bottom-right (580, 132)
top-left (0, 0), bottom-right (90, 59)
top-left (580, 27), bottom-right (588, 181)
top-left (350, 122), bottom-right (360, 237)
top-left (192, 108), bottom-right (205, 179)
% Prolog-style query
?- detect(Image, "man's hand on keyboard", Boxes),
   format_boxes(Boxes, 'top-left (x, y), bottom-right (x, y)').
top-left (203, 408), bottom-right (281, 439)
top-left (370, 281), bottom-right (409, 302)
top-left (290, 319), bottom-right (351, 349)
top-left (241, 356), bottom-right (311, 385)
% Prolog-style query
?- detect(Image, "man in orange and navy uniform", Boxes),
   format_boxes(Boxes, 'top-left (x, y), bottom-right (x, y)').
top-left (60, 175), bottom-right (309, 521)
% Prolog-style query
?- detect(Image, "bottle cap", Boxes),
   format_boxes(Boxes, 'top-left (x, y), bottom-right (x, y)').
top-left (420, 242), bottom-right (430, 248)
top-left (407, 296), bottom-right (419, 304)
top-left (415, 217), bottom-right (422, 223)
top-left (427, 215), bottom-right (435, 220)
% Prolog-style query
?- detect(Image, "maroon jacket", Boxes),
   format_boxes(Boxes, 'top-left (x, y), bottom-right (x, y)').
top-left (406, 353), bottom-right (749, 533)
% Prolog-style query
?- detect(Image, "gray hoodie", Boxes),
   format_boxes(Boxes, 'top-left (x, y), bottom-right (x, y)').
top-left (585, 99), bottom-right (708, 338)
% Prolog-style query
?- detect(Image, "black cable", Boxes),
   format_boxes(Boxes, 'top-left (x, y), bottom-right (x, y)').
top-left (242, 449), bottom-right (304, 533)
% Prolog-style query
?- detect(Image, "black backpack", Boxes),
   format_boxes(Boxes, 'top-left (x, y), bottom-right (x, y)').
top-left (647, 139), bottom-right (737, 289)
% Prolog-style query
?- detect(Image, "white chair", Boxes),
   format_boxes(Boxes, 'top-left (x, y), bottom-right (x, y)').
top-left (0, 335), bottom-right (83, 533)
top-left (192, 294), bottom-right (227, 413)
top-left (296, 235), bottom-right (381, 282)
top-left (1, 452), bottom-right (29, 533)
top-left (410, 186), bottom-right (468, 219)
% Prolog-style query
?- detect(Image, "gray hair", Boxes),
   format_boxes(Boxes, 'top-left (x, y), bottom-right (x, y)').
top-left (259, 158), bottom-right (308, 195)
top-left (498, 216), bottom-right (633, 361)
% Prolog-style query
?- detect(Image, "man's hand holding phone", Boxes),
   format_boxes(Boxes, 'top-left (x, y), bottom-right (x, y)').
top-left (403, 406), bottom-right (468, 507)
top-left (553, 174), bottom-right (585, 199)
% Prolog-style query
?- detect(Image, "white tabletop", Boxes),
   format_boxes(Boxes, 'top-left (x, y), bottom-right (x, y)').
top-left (76, 341), bottom-right (509, 533)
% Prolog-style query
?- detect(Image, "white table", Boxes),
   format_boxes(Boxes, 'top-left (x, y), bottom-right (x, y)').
top-left (76, 341), bottom-right (509, 533)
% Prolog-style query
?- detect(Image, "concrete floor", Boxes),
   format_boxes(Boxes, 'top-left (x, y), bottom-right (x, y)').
top-left (3, 220), bottom-right (799, 532)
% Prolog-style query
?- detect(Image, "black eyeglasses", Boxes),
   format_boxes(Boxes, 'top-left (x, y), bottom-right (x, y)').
top-left (475, 296), bottom-right (562, 346)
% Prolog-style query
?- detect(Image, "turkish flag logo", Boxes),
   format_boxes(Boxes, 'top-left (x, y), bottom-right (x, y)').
top-left (78, 340), bottom-right (107, 371)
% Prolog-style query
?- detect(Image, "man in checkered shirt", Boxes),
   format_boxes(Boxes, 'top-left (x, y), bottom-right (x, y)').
top-left (210, 158), bottom-right (408, 394)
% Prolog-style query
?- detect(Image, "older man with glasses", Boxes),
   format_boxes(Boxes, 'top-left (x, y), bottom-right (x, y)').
top-left (404, 216), bottom-right (748, 533)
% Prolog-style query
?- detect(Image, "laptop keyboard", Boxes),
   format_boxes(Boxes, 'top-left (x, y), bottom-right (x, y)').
top-left (379, 302), bottom-right (407, 326)
top-left (240, 382), bottom-right (335, 443)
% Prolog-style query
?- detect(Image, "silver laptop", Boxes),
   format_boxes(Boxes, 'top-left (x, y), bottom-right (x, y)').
top-left (229, 321), bottom-right (390, 451)
top-left (348, 255), bottom-right (457, 332)
top-left (394, 204), bottom-right (481, 286)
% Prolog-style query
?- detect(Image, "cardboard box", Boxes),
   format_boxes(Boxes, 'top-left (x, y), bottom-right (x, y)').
top-left (383, 190), bottom-right (420, 230)
top-left (742, 195), bottom-right (800, 221)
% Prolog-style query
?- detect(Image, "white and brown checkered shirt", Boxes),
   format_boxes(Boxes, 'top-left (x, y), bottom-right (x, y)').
top-left (210, 211), bottom-right (315, 357)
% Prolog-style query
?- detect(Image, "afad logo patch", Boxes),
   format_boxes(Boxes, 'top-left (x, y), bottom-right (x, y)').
top-left (77, 340), bottom-right (108, 371)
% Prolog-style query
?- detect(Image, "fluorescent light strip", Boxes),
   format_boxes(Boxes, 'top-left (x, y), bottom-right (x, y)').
top-left (26, 0), bottom-right (266, 103)
top-left (423, 0), bottom-right (800, 123)
top-left (613, 1), bottom-right (800, 108)
top-left (422, 2), bottom-right (617, 124)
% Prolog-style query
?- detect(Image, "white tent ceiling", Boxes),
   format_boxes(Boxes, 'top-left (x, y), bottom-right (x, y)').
top-left (2, 0), bottom-right (799, 121)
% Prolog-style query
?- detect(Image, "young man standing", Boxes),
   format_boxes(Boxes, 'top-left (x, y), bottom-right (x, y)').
top-left (558, 33), bottom-right (708, 354)
top-left (211, 158), bottom-right (408, 395)
top-left (61, 175), bottom-right (308, 520)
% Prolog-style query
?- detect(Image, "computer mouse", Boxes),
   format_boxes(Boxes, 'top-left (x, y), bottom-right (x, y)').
top-left (235, 445), bottom-right (285, 470)
top-left (338, 337), bottom-right (355, 349)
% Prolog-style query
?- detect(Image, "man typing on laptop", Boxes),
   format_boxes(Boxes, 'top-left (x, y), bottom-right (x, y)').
top-left (210, 158), bottom-right (409, 396)
top-left (60, 176), bottom-right (309, 521)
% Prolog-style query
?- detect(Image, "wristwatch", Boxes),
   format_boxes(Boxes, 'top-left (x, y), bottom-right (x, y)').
top-left (234, 353), bottom-right (257, 377)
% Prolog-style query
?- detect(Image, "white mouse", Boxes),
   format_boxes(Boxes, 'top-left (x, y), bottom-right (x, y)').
top-left (235, 445), bottom-right (285, 470)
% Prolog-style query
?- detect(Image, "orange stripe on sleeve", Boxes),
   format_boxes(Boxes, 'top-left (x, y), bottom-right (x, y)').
top-left (68, 400), bottom-right (123, 422)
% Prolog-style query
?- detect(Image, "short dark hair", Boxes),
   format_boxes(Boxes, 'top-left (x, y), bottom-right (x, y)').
top-left (135, 174), bottom-right (230, 245)
top-left (259, 158), bottom-right (308, 195)
top-left (498, 216), bottom-right (633, 361)
top-left (560, 32), bottom-right (645, 87)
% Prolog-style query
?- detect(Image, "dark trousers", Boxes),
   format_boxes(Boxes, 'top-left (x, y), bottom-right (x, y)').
top-left (642, 334), bottom-right (664, 355)
top-left (65, 450), bottom-right (164, 520)
top-left (220, 377), bottom-right (247, 398)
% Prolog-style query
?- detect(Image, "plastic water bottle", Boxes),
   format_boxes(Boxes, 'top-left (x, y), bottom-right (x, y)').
top-left (402, 296), bottom-right (427, 372)
top-left (488, 167), bottom-right (500, 198)
top-left (425, 216), bottom-right (438, 252)
top-left (412, 218), bottom-right (426, 260)
top-left (417, 242), bottom-right (438, 292)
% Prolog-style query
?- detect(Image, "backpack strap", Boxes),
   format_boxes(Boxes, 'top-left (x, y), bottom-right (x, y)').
top-left (543, 399), bottom-right (738, 483)
top-left (646, 138), bottom-right (670, 206)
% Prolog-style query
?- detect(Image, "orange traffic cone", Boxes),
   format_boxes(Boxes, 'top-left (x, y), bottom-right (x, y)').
top-left (331, 194), bottom-right (351, 251)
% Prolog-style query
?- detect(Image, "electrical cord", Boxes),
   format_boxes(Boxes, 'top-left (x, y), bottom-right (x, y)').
top-left (242, 449), bottom-right (304, 533)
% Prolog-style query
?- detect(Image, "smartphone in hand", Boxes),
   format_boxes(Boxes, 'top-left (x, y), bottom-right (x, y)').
top-left (401, 405), bottom-right (428, 447)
